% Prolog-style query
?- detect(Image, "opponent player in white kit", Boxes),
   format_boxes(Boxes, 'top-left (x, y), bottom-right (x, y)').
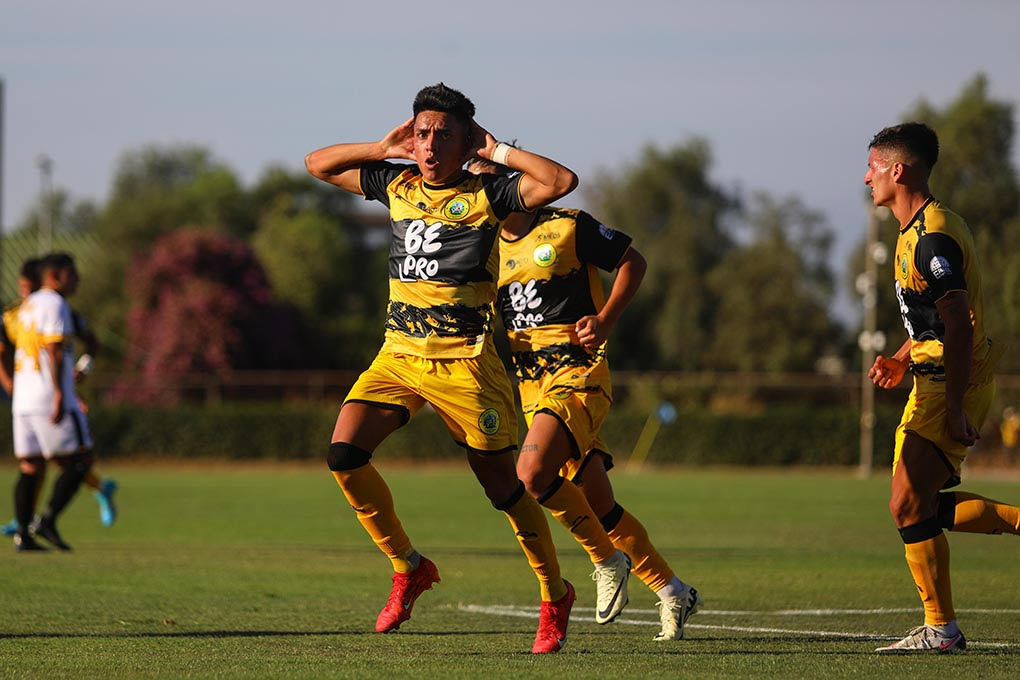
top-left (10, 253), bottom-right (94, 551)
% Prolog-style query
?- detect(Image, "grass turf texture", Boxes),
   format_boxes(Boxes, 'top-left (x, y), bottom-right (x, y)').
top-left (1, 464), bottom-right (1018, 679)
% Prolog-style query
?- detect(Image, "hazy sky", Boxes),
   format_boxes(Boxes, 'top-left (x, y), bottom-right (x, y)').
top-left (3, 1), bottom-right (1019, 321)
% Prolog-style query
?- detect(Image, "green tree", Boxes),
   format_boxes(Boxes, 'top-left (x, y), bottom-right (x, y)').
top-left (588, 140), bottom-right (737, 369)
top-left (705, 193), bottom-right (842, 371)
top-left (252, 206), bottom-right (387, 368)
top-left (74, 145), bottom-right (252, 356)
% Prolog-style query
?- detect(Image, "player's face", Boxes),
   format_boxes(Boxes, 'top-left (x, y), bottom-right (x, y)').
top-left (413, 111), bottom-right (469, 184)
top-left (54, 266), bottom-right (80, 297)
top-left (864, 148), bottom-right (895, 207)
top-left (17, 276), bottom-right (34, 301)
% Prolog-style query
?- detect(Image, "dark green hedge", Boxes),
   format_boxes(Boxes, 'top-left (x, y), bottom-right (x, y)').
top-left (0, 402), bottom-right (904, 467)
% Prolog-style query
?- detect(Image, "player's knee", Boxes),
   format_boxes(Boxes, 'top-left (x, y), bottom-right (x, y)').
top-left (534, 476), bottom-right (565, 505)
top-left (888, 488), bottom-right (921, 526)
top-left (492, 481), bottom-right (526, 512)
top-left (19, 457), bottom-right (44, 475)
top-left (516, 460), bottom-right (555, 497)
top-left (326, 442), bottom-right (372, 471)
top-left (74, 450), bottom-right (94, 472)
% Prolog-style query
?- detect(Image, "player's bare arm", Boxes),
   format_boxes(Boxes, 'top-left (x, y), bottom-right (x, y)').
top-left (576, 247), bottom-right (647, 349)
top-left (869, 339), bottom-right (911, 389)
top-left (937, 290), bottom-right (977, 446)
top-left (469, 121), bottom-right (577, 210)
top-left (47, 341), bottom-right (65, 424)
top-left (305, 118), bottom-right (416, 193)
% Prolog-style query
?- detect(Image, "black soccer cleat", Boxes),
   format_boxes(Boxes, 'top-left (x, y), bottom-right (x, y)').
top-left (14, 531), bottom-right (48, 552)
top-left (32, 519), bottom-right (72, 551)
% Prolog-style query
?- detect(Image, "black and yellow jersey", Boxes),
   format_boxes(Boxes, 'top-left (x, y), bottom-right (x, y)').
top-left (496, 208), bottom-right (632, 390)
top-left (359, 161), bottom-right (525, 359)
top-left (894, 198), bottom-right (997, 387)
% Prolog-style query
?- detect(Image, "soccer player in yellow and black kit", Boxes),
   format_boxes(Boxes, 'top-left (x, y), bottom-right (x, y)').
top-left (305, 84), bottom-right (580, 653)
top-left (865, 122), bottom-right (1018, 653)
top-left (470, 156), bottom-right (701, 640)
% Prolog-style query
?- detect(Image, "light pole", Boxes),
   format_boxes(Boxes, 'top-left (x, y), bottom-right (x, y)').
top-left (856, 205), bottom-right (889, 477)
top-left (37, 154), bottom-right (53, 255)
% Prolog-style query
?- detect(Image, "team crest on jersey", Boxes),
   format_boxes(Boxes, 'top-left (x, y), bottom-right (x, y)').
top-left (900, 253), bottom-right (909, 278)
top-left (443, 197), bottom-right (471, 221)
top-left (478, 408), bottom-right (500, 435)
top-left (533, 244), bottom-right (558, 268)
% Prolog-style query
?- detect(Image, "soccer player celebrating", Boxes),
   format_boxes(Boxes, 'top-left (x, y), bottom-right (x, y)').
top-left (305, 84), bottom-right (579, 653)
top-left (865, 122), bottom-right (1019, 653)
top-left (470, 156), bottom-right (702, 640)
top-left (9, 253), bottom-right (95, 551)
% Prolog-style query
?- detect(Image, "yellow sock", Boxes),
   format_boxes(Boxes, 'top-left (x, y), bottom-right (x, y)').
top-left (331, 464), bottom-right (416, 573)
top-left (606, 507), bottom-right (675, 593)
top-left (540, 479), bottom-right (616, 565)
top-left (903, 533), bottom-right (954, 626)
top-left (502, 489), bottom-right (566, 601)
top-left (951, 492), bottom-right (1020, 535)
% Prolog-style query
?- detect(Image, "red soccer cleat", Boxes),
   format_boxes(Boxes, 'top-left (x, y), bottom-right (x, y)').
top-left (531, 579), bottom-right (576, 654)
top-left (375, 556), bottom-right (441, 633)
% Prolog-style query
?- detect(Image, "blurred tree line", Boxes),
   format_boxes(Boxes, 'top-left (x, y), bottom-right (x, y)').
top-left (3, 74), bottom-right (1017, 397)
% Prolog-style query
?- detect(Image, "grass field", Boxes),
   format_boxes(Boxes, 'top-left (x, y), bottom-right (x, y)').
top-left (1, 463), bottom-right (1018, 679)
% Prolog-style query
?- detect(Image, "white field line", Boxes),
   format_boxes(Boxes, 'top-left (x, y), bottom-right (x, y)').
top-left (457, 603), bottom-right (1019, 649)
top-left (575, 606), bottom-right (1020, 617)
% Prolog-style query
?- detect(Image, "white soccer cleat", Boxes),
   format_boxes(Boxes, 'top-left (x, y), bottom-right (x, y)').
top-left (654, 584), bottom-right (701, 641)
top-left (875, 624), bottom-right (966, 654)
top-left (591, 549), bottom-right (632, 624)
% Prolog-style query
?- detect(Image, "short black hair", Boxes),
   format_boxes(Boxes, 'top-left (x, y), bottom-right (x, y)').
top-left (19, 258), bottom-right (42, 289)
top-left (40, 252), bottom-right (76, 275)
top-left (413, 83), bottom-right (475, 128)
top-left (869, 122), bottom-right (940, 173)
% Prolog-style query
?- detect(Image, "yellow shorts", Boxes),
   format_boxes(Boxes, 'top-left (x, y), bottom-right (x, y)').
top-left (344, 345), bottom-right (517, 453)
top-left (520, 383), bottom-right (614, 480)
top-left (893, 378), bottom-right (996, 479)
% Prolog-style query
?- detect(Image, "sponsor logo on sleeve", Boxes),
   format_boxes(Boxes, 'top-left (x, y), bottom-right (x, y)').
top-left (929, 255), bottom-right (951, 280)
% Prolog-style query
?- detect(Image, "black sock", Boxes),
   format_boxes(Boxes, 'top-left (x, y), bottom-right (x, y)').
top-left (14, 472), bottom-right (41, 529)
top-left (45, 459), bottom-right (90, 520)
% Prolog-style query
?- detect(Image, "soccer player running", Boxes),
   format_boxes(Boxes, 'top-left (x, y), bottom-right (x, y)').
top-left (305, 83), bottom-right (580, 653)
top-left (470, 156), bottom-right (702, 640)
top-left (1, 258), bottom-right (117, 537)
top-left (9, 253), bottom-right (96, 551)
top-left (865, 122), bottom-right (1019, 653)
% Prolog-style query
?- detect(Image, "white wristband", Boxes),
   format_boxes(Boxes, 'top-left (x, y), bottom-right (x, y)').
top-left (75, 354), bottom-right (94, 375)
top-left (491, 142), bottom-right (512, 166)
